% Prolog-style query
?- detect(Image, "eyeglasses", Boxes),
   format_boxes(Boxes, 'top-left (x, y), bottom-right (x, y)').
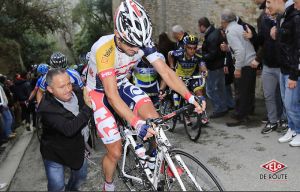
top-left (186, 45), bottom-right (197, 50)
top-left (119, 38), bottom-right (138, 48)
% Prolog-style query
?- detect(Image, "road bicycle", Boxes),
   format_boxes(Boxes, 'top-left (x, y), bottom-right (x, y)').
top-left (117, 102), bottom-right (223, 191)
top-left (158, 75), bottom-right (208, 142)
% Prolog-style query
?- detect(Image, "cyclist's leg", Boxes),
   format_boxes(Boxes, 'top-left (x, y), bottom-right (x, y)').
top-left (191, 79), bottom-right (209, 123)
top-left (189, 78), bottom-right (203, 96)
top-left (121, 80), bottom-right (159, 119)
top-left (138, 83), bottom-right (160, 114)
top-left (191, 78), bottom-right (206, 105)
top-left (89, 90), bottom-right (122, 184)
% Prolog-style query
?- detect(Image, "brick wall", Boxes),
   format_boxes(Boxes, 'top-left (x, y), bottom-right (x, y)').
top-left (113, 0), bottom-right (261, 41)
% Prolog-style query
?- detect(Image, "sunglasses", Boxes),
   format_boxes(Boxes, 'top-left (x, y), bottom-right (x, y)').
top-left (119, 38), bottom-right (138, 48)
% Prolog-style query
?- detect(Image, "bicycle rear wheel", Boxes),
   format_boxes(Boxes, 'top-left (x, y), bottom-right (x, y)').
top-left (162, 149), bottom-right (223, 191)
top-left (88, 119), bottom-right (97, 149)
top-left (117, 145), bottom-right (155, 191)
top-left (182, 109), bottom-right (202, 142)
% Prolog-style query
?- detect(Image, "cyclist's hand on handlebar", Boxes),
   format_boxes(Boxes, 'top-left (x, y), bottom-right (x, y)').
top-left (186, 93), bottom-right (205, 114)
top-left (159, 90), bottom-right (166, 101)
top-left (193, 100), bottom-right (204, 114)
top-left (136, 121), bottom-right (156, 141)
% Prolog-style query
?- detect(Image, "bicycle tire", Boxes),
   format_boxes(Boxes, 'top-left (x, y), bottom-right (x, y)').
top-left (117, 145), bottom-right (155, 191)
top-left (88, 119), bottom-right (97, 149)
top-left (182, 108), bottom-right (202, 142)
top-left (35, 115), bottom-right (43, 142)
top-left (158, 99), bottom-right (178, 132)
top-left (162, 149), bottom-right (223, 191)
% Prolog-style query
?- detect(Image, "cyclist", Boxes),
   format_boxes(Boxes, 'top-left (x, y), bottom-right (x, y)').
top-left (36, 52), bottom-right (84, 104)
top-left (85, 0), bottom-right (205, 190)
top-left (27, 63), bottom-right (49, 103)
top-left (128, 53), bottom-right (166, 104)
top-left (81, 52), bottom-right (91, 84)
top-left (167, 35), bottom-right (209, 124)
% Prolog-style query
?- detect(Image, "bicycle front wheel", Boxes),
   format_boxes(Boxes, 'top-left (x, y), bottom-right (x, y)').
top-left (117, 145), bottom-right (155, 191)
top-left (183, 109), bottom-right (202, 142)
top-left (159, 99), bottom-right (178, 132)
top-left (162, 149), bottom-right (223, 191)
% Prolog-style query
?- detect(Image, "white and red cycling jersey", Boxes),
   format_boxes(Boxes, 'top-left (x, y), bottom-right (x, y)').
top-left (86, 34), bottom-right (161, 144)
top-left (86, 34), bottom-right (160, 91)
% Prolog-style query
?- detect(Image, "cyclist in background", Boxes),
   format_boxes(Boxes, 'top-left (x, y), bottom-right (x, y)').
top-left (81, 52), bottom-right (91, 84)
top-left (167, 35), bottom-right (209, 124)
top-left (27, 64), bottom-right (49, 103)
top-left (36, 52), bottom-right (84, 104)
top-left (168, 35), bottom-right (208, 96)
top-left (128, 53), bottom-right (166, 104)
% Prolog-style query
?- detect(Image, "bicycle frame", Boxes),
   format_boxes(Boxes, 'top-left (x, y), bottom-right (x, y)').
top-left (119, 105), bottom-right (203, 191)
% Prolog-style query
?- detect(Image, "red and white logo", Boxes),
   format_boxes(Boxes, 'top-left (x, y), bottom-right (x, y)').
top-left (261, 159), bottom-right (287, 174)
top-left (100, 69), bottom-right (115, 79)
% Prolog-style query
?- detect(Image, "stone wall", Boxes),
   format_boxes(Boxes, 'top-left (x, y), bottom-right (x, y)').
top-left (112, 0), bottom-right (264, 98)
top-left (112, 0), bottom-right (260, 41)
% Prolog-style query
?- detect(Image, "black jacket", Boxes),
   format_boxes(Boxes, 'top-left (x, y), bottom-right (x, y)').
top-left (38, 87), bottom-right (92, 169)
top-left (258, 16), bottom-right (281, 68)
top-left (201, 25), bottom-right (226, 70)
top-left (11, 79), bottom-right (31, 102)
top-left (237, 17), bottom-right (259, 52)
top-left (277, 5), bottom-right (300, 80)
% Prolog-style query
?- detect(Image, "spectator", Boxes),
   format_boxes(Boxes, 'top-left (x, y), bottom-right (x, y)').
top-left (220, 29), bottom-right (236, 110)
top-left (38, 68), bottom-right (92, 191)
top-left (237, 16), bottom-right (260, 52)
top-left (6, 79), bottom-right (22, 128)
top-left (157, 32), bottom-right (176, 67)
top-left (171, 25), bottom-right (189, 50)
top-left (0, 78), bottom-right (15, 142)
top-left (11, 73), bottom-right (32, 130)
top-left (0, 76), bottom-right (16, 131)
top-left (198, 17), bottom-right (228, 118)
top-left (247, 1), bottom-right (287, 134)
top-left (267, 0), bottom-right (300, 146)
top-left (221, 9), bottom-right (257, 127)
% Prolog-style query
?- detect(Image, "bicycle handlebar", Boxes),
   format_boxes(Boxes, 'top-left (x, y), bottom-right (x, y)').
top-left (147, 96), bottom-right (202, 126)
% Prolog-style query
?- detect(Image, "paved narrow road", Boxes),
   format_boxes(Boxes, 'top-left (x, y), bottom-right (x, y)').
top-left (8, 100), bottom-right (300, 191)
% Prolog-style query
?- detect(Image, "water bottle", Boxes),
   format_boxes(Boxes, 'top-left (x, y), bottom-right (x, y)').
top-left (173, 93), bottom-right (180, 107)
top-left (135, 144), bottom-right (148, 168)
top-left (147, 149), bottom-right (157, 170)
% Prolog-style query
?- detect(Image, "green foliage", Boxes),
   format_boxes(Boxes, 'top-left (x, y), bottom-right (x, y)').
top-left (72, 0), bottom-right (114, 54)
top-left (20, 31), bottom-right (56, 66)
top-left (0, 0), bottom-right (65, 70)
top-left (0, 0), bottom-right (64, 39)
top-left (0, 37), bottom-right (25, 75)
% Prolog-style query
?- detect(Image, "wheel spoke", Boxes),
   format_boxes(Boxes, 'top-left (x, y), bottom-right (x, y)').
top-left (163, 150), bottom-right (223, 191)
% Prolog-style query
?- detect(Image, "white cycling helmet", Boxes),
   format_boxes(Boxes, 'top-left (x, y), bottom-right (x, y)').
top-left (115, 0), bottom-right (152, 47)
